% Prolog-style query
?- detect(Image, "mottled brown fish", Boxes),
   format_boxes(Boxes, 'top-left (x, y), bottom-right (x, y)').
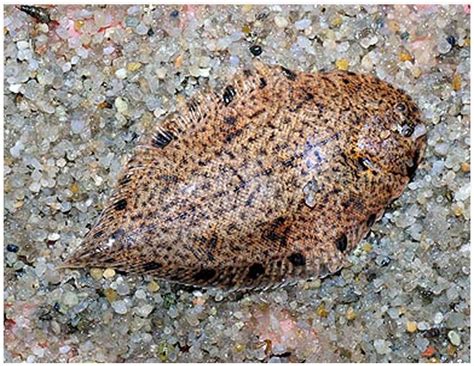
top-left (64, 61), bottom-right (427, 290)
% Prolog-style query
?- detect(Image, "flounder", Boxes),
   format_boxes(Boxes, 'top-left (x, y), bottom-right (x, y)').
top-left (64, 61), bottom-right (427, 290)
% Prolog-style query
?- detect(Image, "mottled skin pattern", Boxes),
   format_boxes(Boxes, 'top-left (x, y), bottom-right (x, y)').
top-left (64, 61), bottom-right (427, 290)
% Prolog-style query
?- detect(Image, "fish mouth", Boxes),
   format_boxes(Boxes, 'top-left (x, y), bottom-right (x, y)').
top-left (415, 133), bottom-right (427, 165)
top-left (407, 133), bottom-right (427, 181)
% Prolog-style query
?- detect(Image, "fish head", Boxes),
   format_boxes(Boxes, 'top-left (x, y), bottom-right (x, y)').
top-left (354, 85), bottom-right (427, 182)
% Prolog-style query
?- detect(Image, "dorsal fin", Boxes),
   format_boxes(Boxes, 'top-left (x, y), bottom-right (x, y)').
top-left (142, 60), bottom-right (278, 150)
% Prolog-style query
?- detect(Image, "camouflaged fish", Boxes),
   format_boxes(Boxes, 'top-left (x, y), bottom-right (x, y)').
top-left (64, 61), bottom-right (427, 290)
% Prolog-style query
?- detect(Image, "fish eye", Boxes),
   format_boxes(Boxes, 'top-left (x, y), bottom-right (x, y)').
top-left (396, 102), bottom-right (407, 112)
top-left (400, 123), bottom-right (414, 137)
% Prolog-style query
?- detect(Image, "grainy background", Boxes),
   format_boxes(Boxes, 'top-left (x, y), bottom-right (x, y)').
top-left (4, 4), bottom-right (470, 362)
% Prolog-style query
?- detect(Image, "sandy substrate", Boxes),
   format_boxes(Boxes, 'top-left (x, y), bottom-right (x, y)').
top-left (4, 4), bottom-right (470, 362)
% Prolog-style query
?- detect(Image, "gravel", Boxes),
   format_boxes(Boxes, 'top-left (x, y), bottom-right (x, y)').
top-left (4, 4), bottom-right (470, 362)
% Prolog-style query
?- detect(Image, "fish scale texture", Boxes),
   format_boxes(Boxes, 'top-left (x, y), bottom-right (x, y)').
top-left (65, 61), bottom-right (426, 289)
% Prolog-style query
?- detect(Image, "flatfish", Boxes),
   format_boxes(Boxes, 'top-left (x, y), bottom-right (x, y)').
top-left (64, 61), bottom-right (427, 290)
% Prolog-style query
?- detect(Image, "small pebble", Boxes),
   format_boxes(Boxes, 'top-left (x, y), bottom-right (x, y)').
top-left (335, 58), bottom-right (349, 71)
top-left (446, 312), bottom-right (464, 329)
top-left (115, 68), bottom-right (127, 79)
top-left (135, 23), bottom-right (149, 35)
top-left (125, 16), bottom-right (139, 28)
top-left (32, 345), bottom-right (45, 357)
top-left (438, 37), bottom-right (452, 54)
top-left (452, 74), bottom-right (462, 91)
top-left (417, 321), bottom-right (430, 331)
top-left (47, 233), bottom-right (60, 241)
top-left (447, 343), bottom-right (457, 356)
top-left (70, 182), bottom-right (80, 194)
top-left (346, 307), bottom-right (357, 321)
top-left (373, 339), bottom-right (391, 354)
top-left (71, 117), bottom-right (86, 134)
top-left (360, 35), bottom-right (378, 49)
top-left (433, 312), bottom-right (444, 324)
top-left (295, 18), bottom-right (311, 30)
top-left (90, 268), bottom-right (103, 281)
top-left (38, 23), bottom-right (49, 33)
top-left (399, 52), bottom-right (413, 62)
top-left (115, 97), bottom-right (128, 114)
top-left (448, 330), bottom-right (461, 346)
top-left (147, 280), bottom-right (160, 292)
top-left (59, 345), bottom-right (71, 354)
top-left (249, 45), bottom-right (263, 56)
top-left (111, 300), bottom-right (128, 315)
top-left (460, 162), bottom-right (470, 173)
top-left (446, 35), bottom-right (456, 46)
top-left (9, 84), bottom-right (22, 93)
top-left (421, 345), bottom-right (437, 358)
top-left (316, 303), bottom-right (329, 317)
top-left (6, 244), bottom-right (19, 253)
top-left (127, 62), bottom-right (142, 72)
top-left (411, 67), bottom-right (422, 78)
top-left (242, 4), bottom-right (252, 12)
top-left (104, 288), bottom-right (118, 302)
top-left (57, 158), bottom-right (66, 167)
top-left (103, 268), bottom-right (116, 279)
top-left (330, 15), bottom-right (343, 27)
top-left (103, 46), bottom-right (115, 55)
top-left (62, 291), bottom-right (79, 307)
top-left (362, 242), bottom-right (372, 252)
top-left (406, 320), bottom-right (418, 333)
top-left (274, 16), bottom-right (288, 28)
top-left (29, 182), bottom-right (41, 193)
top-left (136, 304), bottom-right (154, 317)
top-left (269, 356), bottom-right (282, 363)
top-left (135, 289), bottom-right (147, 299)
top-left (16, 40), bottom-right (30, 50)
top-left (116, 282), bottom-right (130, 296)
top-left (234, 343), bottom-right (245, 352)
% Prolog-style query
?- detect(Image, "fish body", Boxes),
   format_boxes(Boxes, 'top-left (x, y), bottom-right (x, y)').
top-left (64, 61), bottom-right (426, 290)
